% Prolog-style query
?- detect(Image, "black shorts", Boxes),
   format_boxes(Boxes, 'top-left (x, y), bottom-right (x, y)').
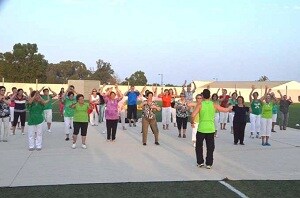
top-left (127, 105), bottom-right (137, 120)
top-left (73, 122), bottom-right (88, 136)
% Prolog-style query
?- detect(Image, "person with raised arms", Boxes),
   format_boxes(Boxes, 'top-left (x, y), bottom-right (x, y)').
top-left (62, 91), bottom-right (76, 141)
top-left (140, 91), bottom-right (161, 146)
top-left (27, 91), bottom-right (49, 151)
top-left (182, 80), bottom-right (196, 103)
top-left (219, 89), bottom-right (230, 130)
top-left (70, 94), bottom-right (93, 149)
top-left (187, 94), bottom-right (202, 147)
top-left (249, 85), bottom-right (262, 138)
top-left (191, 89), bottom-right (232, 169)
top-left (39, 87), bottom-right (57, 133)
top-left (124, 85), bottom-right (141, 127)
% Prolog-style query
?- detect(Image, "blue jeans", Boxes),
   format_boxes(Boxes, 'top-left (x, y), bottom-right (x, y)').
top-left (98, 104), bottom-right (105, 123)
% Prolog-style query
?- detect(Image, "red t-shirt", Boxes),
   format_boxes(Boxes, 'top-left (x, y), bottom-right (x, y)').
top-left (162, 95), bottom-right (172, 107)
top-left (219, 95), bottom-right (230, 107)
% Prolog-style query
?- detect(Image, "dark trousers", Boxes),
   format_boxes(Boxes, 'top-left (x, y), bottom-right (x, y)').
top-left (127, 105), bottom-right (137, 120)
top-left (233, 122), bottom-right (246, 144)
top-left (12, 111), bottom-right (26, 126)
top-left (279, 112), bottom-right (289, 129)
top-left (195, 132), bottom-right (215, 166)
top-left (106, 119), bottom-right (119, 140)
top-left (73, 122), bottom-right (88, 136)
top-left (176, 116), bottom-right (188, 130)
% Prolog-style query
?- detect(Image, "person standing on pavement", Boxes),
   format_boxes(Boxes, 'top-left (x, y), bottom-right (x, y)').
top-left (97, 83), bottom-right (106, 124)
top-left (191, 89), bottom-right (232, 169)
top-left (0, 86), bottom-right (10, 142)
top-left (219, 89), bottom-right (230, 130)
top-left (277, 90), bottom-right (293, 130)
top-left (175, 93), bottom-right (189, 138)
top-left (70, 94), bottom-right (93, 149)
top-left (89, 88), bottom-right (100, 126)
top-left (27, 91), bottom-right (49, 151)
top-left (249, 85), bottom-right (262, 138)
top-left (124, 85), bottom-right (140, 127)
top-left (141, 91), bottom-right (161, 146)
top-left (11, 88), bottom-right (28, 135)
top-left (40, 87), bottom-right (57, 133)
top-left (104, 85), bottom-right (123, 142)
top-left (231, 96), bottom-right (250, 145)
top-left (62, 91), bottom-right (76, 141)
top-left (187, 94), bottom-right (202, 147)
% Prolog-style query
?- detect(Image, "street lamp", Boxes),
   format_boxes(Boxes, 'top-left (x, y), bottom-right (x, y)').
top-left (158, 74), bottom-right (164, 87)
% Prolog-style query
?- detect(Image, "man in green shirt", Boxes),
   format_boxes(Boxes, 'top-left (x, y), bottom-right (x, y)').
top-left (191, 89), bottom-right (232, 169)
top-left (40, 87), bottom-right (57, 133)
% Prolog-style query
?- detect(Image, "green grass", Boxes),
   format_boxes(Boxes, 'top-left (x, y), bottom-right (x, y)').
top-left (1, 180), bottom-right (300, 198)
top-left (228, 180), bottom-right (300, 198)
top-left (0, 181), bottom-right (239, 198)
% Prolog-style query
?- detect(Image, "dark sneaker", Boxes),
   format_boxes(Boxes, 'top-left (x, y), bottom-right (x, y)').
top-left (143, 143), bottom-right (147, 146)
top-left (178, 134), bottom-right (181, 138)
top-left (65, 137), bottom-right (70, 141)
top-left (155, 142), bottom-right (160, 145)
top-left (183, 134), bottom-right (186, 138)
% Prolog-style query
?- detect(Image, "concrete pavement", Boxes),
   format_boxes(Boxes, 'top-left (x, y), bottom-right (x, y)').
top-left (0, 122), bottom-right (299, 187)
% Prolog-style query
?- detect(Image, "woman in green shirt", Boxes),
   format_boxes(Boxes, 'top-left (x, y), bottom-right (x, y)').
top-left (62, 91), bottom-right (76, 141)
top-left (260, 86), bottom-right (274, 146)
top-left (27, 91), bottom-right (49, 151)
top-left (70, 94), bottom-right (92, 149)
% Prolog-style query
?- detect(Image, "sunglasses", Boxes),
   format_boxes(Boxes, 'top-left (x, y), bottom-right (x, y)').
top-left (92, 90), bottom-right (97, 92)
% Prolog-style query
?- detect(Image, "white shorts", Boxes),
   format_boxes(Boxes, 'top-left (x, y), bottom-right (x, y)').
top-left (260, 118), bottom-right (272, 137)
top-left (272, 114), bottom-right (277, 122)
top-left (44, 109), bottom-right (52, 123)
top-left (220, 112), bottom-right (229, 124)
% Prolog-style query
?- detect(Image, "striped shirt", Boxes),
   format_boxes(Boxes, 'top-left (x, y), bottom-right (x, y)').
top-left (13, 95), bottom-right (27, 112)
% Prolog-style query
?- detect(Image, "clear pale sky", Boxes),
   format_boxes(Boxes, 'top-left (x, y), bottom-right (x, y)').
top-left (1, 0), bottom-right (300, 85)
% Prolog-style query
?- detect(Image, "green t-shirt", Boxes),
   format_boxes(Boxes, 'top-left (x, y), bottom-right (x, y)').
top-left (73, 103), bottom-right (89, 122)
top-left (198, 101), bottom-right (215, 133)
top-left (229, 98), bottom-right (237, 106)
top-left (27, 102), bottom-right (44, 125)
top-left (64, 98), bottom-right (76, 117)
top-left (251, 100), bottom-right (262, 115)
top-left (261, 102), bottom-right (273, 119)
top-left (41, 95), bottom-right (53, 110)
top-left (272, 104), bottom-right (278, 114)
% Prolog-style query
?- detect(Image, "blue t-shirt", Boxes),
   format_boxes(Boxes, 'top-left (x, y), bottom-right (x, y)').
top-left (126, 91), bottom-right (140, 105)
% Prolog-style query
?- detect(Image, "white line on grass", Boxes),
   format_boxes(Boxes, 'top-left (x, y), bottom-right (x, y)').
top-left (219, 181), bottom-right (249, 198)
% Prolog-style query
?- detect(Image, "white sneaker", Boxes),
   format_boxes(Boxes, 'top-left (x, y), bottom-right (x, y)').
top-left (22, 132), bottom-right (25, 135)
top-left (102, 131), bottom-right (106, 134)
top-left (193, 143), bottom-right (196, 148)
top-left (47, 129), bottom-right (51, 133)
top-left (81, 144), bottom-right (87, 149)
top-left (71, 143), bottom-right (76, 149)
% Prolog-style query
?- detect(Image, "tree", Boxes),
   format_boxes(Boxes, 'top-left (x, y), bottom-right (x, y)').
top-left (257, 75), bottom-right (269, 81)
top-left (46, 61), bottom-right (91, 83)
top-left (123, 70), bottom-right (147, 86)
top-left (0, 43), bottom-right (48, 83)
top-left (90, 59), bottom-right (116, 84)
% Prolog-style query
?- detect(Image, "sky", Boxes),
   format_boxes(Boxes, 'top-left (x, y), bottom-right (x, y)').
top-left (0, 0), bottom-right (300, 85)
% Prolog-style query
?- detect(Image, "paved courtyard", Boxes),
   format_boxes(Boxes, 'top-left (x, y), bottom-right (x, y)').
top-left (0, 122), bottom-right (299, 187)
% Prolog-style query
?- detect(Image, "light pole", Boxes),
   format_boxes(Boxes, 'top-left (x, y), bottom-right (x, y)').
top-left (158, 74), bottom-right (163, 87)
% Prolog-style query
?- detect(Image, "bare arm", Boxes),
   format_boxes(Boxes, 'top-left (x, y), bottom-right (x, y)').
top-left (249, 85), bottom-right (255, 103)
top-left (214, 103), bottom-right (233, 112)
top-left (49, 87), bottom-right (57, 97)
top-left (192, 81), bottom-right (196, 92)
top-left (260, 86), bottom-right (268, 101)
top-left (191, 103), bottom-right (201, 124)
